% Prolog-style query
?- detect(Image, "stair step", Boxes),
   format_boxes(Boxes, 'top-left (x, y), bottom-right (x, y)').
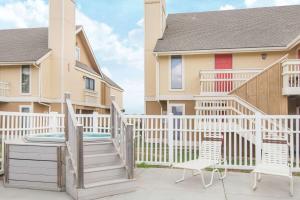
top-left (78, 179), bottom-right (136, 200)
top-left (84, 153), bottom-right (121, 168)
top-left (84, 141), bottom-right (116, 154)
top-left (84, 165), bottom-right (127, 184)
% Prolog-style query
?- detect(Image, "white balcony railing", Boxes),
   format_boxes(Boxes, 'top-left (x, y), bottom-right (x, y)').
top-left (0, 81), bottom-right (9, 98)
top-left (199, 69), bottom-right (261, 96)
top-left (282, 59), bottom-right (300, 95)
top-left (84, 90), bottom-right (99, 105)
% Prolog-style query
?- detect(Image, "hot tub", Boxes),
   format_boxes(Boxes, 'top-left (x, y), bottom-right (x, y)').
top-left (25, 132), bottom-right (111, 143)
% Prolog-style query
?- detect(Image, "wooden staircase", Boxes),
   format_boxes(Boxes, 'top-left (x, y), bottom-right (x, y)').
top-left (66, 139), bottom-right (136, 200)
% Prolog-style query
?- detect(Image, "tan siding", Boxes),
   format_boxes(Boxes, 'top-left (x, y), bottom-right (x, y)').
top-left (231, 62), bottom-right (288, 115)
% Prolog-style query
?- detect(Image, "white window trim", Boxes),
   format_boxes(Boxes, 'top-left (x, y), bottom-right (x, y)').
top-left (169, 55), bottom-right (185, 91)
top-left (20, 65), bottom-right (31, 95)
top-left (76, 46), bottom-right (81, 61)
top-left (167, 103), bottom-right (185, 115)
top-left (19, 105), bottom-right (32, 113)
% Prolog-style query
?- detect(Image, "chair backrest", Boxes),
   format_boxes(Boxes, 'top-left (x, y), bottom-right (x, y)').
top-left (199, 132), bottom-right (223, 162)
top-left (262, 131), bottom-right (289, 166)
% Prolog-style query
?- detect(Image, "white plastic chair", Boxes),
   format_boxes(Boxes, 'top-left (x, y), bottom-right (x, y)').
top-left (252, 131), bottom-right (293, 196)
top-left (173, 133), bottom-right (227, 188)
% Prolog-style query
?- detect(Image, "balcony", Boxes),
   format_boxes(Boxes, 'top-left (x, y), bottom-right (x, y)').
top-left (282, 59), bottom-right (300, 96)
top-left (84, 90), bottom-right (99, 105)
top-left (0, 81), bottom-right (9, 100)
top-left (199, 69), bottom-right (261, 96)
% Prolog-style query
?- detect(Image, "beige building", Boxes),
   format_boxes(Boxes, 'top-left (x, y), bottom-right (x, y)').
top-left (144, 0), bottom-right (300, 115)
top-left (0, 0), bottom-right (123, 114)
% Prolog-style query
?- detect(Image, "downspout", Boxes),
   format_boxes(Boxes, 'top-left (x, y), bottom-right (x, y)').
top-left (60, 0), bottom-right (65, 114)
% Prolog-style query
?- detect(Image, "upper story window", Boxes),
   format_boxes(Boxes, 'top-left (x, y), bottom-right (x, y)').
top-left (21, 65), bottom-right (30, 94)
top-left (170, 55), bottom-right (183, 90)
top-left (75, 47), bottom-right (81, 61)
top-left (85, 77), bottom-right (95, 91)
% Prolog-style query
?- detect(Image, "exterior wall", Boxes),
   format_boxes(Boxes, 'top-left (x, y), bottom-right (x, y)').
top-left (158, 51), bottom-right (287, 97)
top-left (168, 100), bottom-right (195, 115)
top-left (145, 101), bottom-right (161, 115)
top-left (110, 87), bottom-right (123, 109)
top-left (0, 65), bottom-right (39, 97)
top-left (76, 34), bottom-right (95, 69)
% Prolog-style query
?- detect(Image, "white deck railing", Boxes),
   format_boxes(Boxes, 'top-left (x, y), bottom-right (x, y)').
top-left (194, 95), bottom-right (264, 116)
top-left (282, 59), bottom-right (300, 95)
top-left (0, 111), bottom-right (64, 174)
top-left (76, 113), bottom-right (110, 133)
top-left (199, 69), bottom-right (261, 96)
top-left (0, 81), bottom-right (9, 98)
top-left (125, 114), bottom-right (300, 171)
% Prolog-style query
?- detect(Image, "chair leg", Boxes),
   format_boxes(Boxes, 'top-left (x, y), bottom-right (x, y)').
top-left (200, 169), bottom-right (218, 188)
top-left (258, 173), bottom-right (262, 182)
top-left (253, 172), bottom-right (257, 191)
top-left (218, 167), bottom-right (227, 180)
top-left (289, 176), bottom-right (293, 197)
top-left (175, 169), bottom-right (186, 184)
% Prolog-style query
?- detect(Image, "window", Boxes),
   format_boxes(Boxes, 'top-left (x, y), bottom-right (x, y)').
top-left (170, 55), bottom-right (183, 90)
top-left (20, 106), bottom-right (31, 113)
top-left (85, 77), bottom-right (95, 91)
top-left (169, 104), bottom-right (185, 115)
top-left (75, 47), bottom-right (80, 61)
top-left (21, 65), bottom-right (30, 94)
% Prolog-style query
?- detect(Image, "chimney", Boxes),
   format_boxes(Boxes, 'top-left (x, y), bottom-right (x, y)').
top-left (48, 0), bottom-right (76, 110)
top-left (144, 0), bottom-right (167, 98)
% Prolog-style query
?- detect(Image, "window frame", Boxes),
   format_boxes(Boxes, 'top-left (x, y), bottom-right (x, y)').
top-left (85, 77), bottom-right (95, 91)
top-left (19, 105), bottom-right (32, 113)
top-left (20, 65), bottom-right (31, 95)
top-left (75, 46), bottom-right (81, 61)
top-left (169, 55), bottom-right (185, 91)
top-left (167, 103), bottom-right (185, 115)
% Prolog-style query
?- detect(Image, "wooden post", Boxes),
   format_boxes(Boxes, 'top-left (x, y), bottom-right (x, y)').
top-left (168, 113), bottom-right (174, 164)
top-left (92, 112), bottom-right (98, 133)
top-left (64, 93), bottom-right (70, 142)
top-left (111, 96), bottom-right (116, 139)
top-left (126, 124), bottom-right (134, 179)
top-left (77, 125), bottom-right (84, 188)
top-left (50, 112), bottom-right (58, 132)
top-left (255, 113), bottom-right (262, 166)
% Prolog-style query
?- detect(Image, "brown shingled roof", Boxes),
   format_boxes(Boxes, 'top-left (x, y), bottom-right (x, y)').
top-left (155, 5), bottom-right (300, 52)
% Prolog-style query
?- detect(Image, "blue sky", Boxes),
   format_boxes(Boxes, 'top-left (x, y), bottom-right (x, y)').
top-left (0, 0), bottom-right (299, 113)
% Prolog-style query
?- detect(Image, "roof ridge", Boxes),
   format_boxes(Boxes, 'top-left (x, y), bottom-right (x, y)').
top-left (168, 4), bottom-right (300, 16)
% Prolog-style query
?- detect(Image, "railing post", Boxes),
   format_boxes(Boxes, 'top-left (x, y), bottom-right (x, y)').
top-left (168, 113), bottom-right (174, 164)
top-left (255, 113), bottom-right (262, 166)
top-left (77, 125), bottom-right (84, 188)
top-left (126, 124), bottom-right (134, 179)
top-left (64, 93), bottom-right (70, 141)
top-left (49, 112), bottom-right (58, 133)
top-left (110, 96), bottom-right (116, 138)
top-left (92, 112), bottom-right (98, 133)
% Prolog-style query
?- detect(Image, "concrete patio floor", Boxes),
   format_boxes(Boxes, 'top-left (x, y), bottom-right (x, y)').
top-left (0, 168), bottom-right (299, 200)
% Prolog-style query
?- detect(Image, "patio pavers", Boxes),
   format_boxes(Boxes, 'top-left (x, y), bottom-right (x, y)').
top-left (0, 168), bottom-right (299, 200)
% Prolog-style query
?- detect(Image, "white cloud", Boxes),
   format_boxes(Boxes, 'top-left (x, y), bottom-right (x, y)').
top-left (245, 0), bottom-right (257, 7)
top-left (120, 79), bottom-right (144, 114)
top-left (245, 0), bottom-right (300, 7)
top-left (220, 4), bottom-right (236, 10)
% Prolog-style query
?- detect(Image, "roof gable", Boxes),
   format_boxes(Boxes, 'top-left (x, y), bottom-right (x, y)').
top-left (154, 5), bottom-right (300, 53)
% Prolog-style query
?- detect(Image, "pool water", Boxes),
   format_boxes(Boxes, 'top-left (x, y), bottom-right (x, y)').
top-left (25, 132), bottom-right (111, 143)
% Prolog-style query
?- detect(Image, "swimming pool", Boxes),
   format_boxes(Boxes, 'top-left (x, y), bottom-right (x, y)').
top-left (25, 132), bottom-right (111, 143)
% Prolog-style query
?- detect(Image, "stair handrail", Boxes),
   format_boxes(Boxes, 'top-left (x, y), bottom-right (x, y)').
top-left (65, 94), bottom-right (84, 188)
top-left (110, 96), bottom-right (134, 179)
